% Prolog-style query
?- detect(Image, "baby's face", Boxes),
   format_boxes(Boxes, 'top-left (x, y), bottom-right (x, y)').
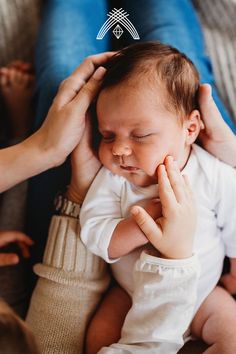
top-left (97, 82), bottom-right (191, 187)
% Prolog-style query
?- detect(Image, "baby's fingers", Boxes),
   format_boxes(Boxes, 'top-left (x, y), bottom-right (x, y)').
top-left (165, 156), bottom-right (188, 203)
top-left (157, 163), bottom-right (177, 215)
top-left (131, 206), bottom-right (162, 248)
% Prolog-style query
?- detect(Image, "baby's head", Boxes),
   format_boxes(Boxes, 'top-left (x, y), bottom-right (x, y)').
top-left (96, 41), bottom-right (201, 186)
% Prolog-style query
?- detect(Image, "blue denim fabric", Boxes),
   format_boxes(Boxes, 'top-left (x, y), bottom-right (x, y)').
top-left (27, 0), bottom-right (110, 263)
top-left (122, 0), bottom-right (236, 133)
top-left (27, 0), bottom-right (236, 264)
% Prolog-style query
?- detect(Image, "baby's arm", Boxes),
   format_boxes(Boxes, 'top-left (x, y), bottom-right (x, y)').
top-left (80, 168), bottom-right (159, 262)
top-left (108, 199), bottom-right (160, 259)
top-left (108, 218), bottom-right (148, 259)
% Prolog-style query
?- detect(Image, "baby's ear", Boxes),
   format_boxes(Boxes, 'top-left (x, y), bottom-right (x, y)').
top-left (184, 109), bottom-right (201, 145)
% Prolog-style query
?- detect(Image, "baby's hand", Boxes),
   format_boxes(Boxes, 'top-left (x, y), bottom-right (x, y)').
top-left (131, 156), bottom-right (197, 259)
top-left (220, 273), bottom-right (236, 295)
top-left (143, 198), bottom-right (162, 221)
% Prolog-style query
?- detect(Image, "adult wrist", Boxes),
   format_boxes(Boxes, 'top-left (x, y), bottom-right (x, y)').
top-left (66, 184), bottom-right (86, 205)
top-left (32, 129), bottom-right (67, 169)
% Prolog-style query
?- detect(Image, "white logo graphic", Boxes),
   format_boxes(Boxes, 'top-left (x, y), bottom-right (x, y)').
top-left (96, 8), bottom-right (140, 40)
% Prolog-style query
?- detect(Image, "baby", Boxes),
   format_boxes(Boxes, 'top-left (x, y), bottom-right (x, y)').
top-left (80, 42), bottom-right (236, 353)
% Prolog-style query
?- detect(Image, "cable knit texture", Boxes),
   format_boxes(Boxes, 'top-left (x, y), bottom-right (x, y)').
top-left (26, 216), bottom-right (110, 354)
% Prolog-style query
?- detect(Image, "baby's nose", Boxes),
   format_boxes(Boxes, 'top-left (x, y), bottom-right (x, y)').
top-left (112, 141), bottom-right (132, 156)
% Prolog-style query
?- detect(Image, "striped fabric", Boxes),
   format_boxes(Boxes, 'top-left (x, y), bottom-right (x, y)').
top-left (193, 0), bottom-right (236, 124)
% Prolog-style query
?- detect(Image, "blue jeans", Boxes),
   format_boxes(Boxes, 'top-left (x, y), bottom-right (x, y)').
top-left (27, 0), bottom-right (110, 264)
top-left (27, 0), bottom-right (236, 263)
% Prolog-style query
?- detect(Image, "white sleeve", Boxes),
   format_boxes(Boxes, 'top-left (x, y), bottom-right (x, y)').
top-left (80, 167), bottom-right (124, 263)
top-left (98, 252), bottom-right (200, 354)
top-left (215, 161), bottom-right (236, 257)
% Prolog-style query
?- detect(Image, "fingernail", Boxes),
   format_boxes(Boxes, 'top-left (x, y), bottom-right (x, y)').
top-left (93, 66), bottom-right (106, 80)
top-left (165, 155), bottom-right (173, 164)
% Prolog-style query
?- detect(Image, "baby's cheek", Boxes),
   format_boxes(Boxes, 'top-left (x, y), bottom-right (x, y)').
top-left (143, 156), bottom-right (164, 177)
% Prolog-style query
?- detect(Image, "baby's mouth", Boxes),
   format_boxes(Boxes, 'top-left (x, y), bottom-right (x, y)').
top-left (120, 165), bottom-right (140, 172)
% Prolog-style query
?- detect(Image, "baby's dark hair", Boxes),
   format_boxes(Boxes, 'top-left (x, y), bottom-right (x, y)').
top-left (101, 41), bottom-right (200, 118)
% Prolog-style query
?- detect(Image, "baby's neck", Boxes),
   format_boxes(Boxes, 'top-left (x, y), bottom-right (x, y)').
top-left (179, 145), bottom-right (192, 171)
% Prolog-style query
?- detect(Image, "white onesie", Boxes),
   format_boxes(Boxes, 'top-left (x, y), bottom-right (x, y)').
top-left (80, 144), bottom-right (236, 312)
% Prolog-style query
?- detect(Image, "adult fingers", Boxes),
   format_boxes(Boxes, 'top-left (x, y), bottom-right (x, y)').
top-left (70, 52), bottom-right (114, 80)
top-left (0, 253), bottom-right (19, 266)
top-left (198, 84), bottom-right (229, 137)
top-left (131, 205), bottom-right (162, 245)
top-left (54, 52), bottom-right (114, 107)
top-left (71, 66), bottom-right (106, 114)
top-left (0, 231), bottom-right (33, 247)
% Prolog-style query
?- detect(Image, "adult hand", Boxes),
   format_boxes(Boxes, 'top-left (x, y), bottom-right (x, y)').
top-left (0, 52), bottom-right (114, 193)
top-left (198, 84), bottom-right (236, 167)
top-left (34, 52), bottom-right (114, 167)
top-left (131, 156), bottom-right (196, 259)
top-left (67, 115), bottom-right (101, 204)
top-left (0, 231), bottom-right (33, 266)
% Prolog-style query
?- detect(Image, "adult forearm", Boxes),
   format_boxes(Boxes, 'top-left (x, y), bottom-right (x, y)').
top-left (26, 215), bottom-right (110, 354)
top-left (0, 132), bottom-right (58, 193)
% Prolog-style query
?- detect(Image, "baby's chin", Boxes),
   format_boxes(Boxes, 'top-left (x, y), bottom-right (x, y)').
top-left (124, 173), bottom-right (157, 187)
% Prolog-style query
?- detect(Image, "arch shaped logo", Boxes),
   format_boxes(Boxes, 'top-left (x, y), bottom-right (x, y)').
top-left (96, 8), bottom-right (140, 40)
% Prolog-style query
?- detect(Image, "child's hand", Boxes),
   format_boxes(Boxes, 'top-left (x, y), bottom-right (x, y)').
top-left (0, 231), bottom-right (33, 266)
top-left (220, 273), bottom-right (236, 295)
top-left (143, 198), bottom-right (162, 221)
top-left (131, 156), bottom-right (197, 259)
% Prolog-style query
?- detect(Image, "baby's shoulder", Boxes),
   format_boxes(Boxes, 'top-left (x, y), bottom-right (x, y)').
top-left (191, 144), bottom-right (236, 186)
